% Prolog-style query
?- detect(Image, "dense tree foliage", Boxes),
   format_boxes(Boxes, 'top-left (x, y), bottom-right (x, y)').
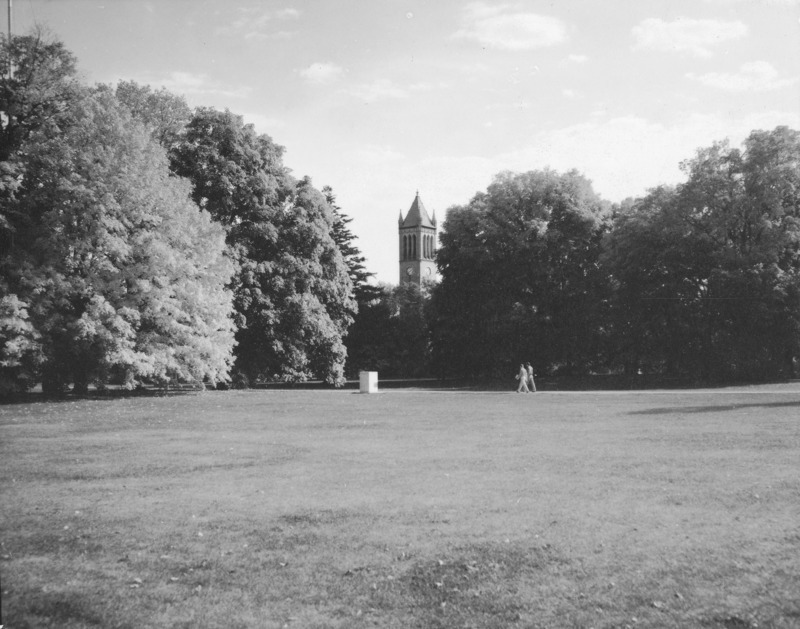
top-left (343, 282), bottom-right (432, 378)
top-left (1, 29), bottom-right (82, 253)
top-left (0, 29), bottom-right (80, 161)
top-left (0, 293), bottom-right (41, 393)
top-left (2, 32), bottom-right (357, 393)
top-left (171, 109), bottom-right (355, 385)
top-left (430, 170), bottom-right (610, 378)
top-left (600, 188), bottom-right (701, 375)
top-left (1, 86), bottom-right (236, 393)
top-left (115, 80), bottom-right (191, 149)
top-left (1, 30), bottom-right (80, 391)
top-left (4, 30), bottom-right (799, 392)
top-left (429, 129), bottom-right (799, 383)
top-left (603, 127), bottom-right (800, 380)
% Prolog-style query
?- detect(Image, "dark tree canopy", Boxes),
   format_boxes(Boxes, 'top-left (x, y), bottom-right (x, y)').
top-left (343, 282), bottom-right (432, 379)
top-left (171, 107), bottom-right (291, 226)
top-left (431, 169), bottom-right (610, 379)
top-left (603, 126), bottom-right (800, 380)
top-left (1, 30), bottom-right (82, 248)
top-left (171, 108), bottom-right (355, 385)
top-left (0, 28), bottom-right (80, 161)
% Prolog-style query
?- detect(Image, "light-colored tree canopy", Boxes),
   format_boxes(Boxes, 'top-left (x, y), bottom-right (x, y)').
top-left (1, 51), bottom-right (237, 392)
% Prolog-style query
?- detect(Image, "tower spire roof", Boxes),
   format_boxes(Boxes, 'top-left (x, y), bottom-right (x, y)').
top-left (401, 191), bottom-right (436, 228)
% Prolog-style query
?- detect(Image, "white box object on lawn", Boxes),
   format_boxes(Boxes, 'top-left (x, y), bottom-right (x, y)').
top-left (359, 371), bottom-right (378, 394)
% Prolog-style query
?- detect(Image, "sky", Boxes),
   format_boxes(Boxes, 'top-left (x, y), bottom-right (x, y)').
top-left (9, 0), bottom-right (800, 284)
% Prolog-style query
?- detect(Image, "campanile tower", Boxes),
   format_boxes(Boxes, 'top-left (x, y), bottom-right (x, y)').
top-left (398, 192), bottom-right (437, 285)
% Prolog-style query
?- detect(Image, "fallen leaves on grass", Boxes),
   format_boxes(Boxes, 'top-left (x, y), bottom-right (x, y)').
top-left (343, 566), bottom-right (368, 576)
top-left (359, 540), bottom-right (567, 627)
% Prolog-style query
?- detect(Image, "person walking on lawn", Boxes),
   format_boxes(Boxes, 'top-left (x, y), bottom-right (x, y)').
top-left (516, 363), bottom-right (530, 393)
top-left (526, 362), bottom-right (537, 392)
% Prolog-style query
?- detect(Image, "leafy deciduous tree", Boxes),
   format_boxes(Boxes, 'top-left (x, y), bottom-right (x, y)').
top-left (172, 108), bottom-right (355, 384)
top-left (603, 127), bottom-right (800, 380)
top-left (2, 88), bottom-right (236, 392)
top-left (114, 80), bottom-right (191, 149)
top-left (431, 169), bottom-right (610, 379)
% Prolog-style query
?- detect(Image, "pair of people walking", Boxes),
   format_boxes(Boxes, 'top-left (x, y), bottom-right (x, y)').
top-left (515, 362), bottom-right (537, 393)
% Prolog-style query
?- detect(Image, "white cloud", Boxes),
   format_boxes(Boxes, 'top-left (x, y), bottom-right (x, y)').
top-left (567, 54), bottom-right (589, 63)
top-left (499, 111), bottom-right (800, 201)
top-left (352, 144), bottom-right (405, 163)
top-left (275, 8), bottom-right (300, 19)
top-left (687, 61), bottom-right (798, 91)
top-left (348, 79), bottom-right (410, 102)
top-left (129, 71), bottom-right (252, 99)
top-left (345, 78), bottom-right (445, 103)
top-left (455, 61), bottom-right (491, 74)
top-left (452, 2), bottom-right (568, 51)
top-left (409, 80), bottom-right (451, 92)
top-left (230, 6), bottom-right (300, 30)
top-left (384, 110), bottom-right (800, 209)
top-left (216, 6), bottom-right (300, 39)
top-left (245, 30), bottom-right (295, 42)
top-left (300, 62), bottom-right (345, 85)
top-left (632, 18), bottom-right (748, 57)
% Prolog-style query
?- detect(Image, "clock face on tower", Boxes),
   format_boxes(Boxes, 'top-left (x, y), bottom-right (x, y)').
top-left (406, 266), bottom-right (414, 276)
top-left (425, 267), bottom-right (432, 276)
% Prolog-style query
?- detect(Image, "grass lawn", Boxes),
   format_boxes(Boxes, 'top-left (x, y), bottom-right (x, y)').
top-left (1, 385), bottom-right (800, 628)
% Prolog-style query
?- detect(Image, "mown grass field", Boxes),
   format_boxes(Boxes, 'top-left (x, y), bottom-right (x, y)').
top-left (1, 385), bottom-right (800, 628)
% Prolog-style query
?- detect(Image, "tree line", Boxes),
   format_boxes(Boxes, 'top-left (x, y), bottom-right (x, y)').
top-left (2, 31), bottom-right (799, 394)
top-left (1, 30), bottom-right (367, 393)
top-left (428, 127), bottom-right (800, 383)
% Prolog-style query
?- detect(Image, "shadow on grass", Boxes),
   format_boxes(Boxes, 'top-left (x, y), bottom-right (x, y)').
top-left (701, 597), bottom-right (800, 629)
top-left (345, 544), bottom-right (563, 629)
top-left (0, 387), bottom-right (203, 406)
top-left (631, 400), bottom-right (800, 415)
top-left (353, 541), bottom-right (569, 628)
top-left (13, 591), bottom-right (113, 628)
top-left (249, 509), bottom-right (570, 627)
